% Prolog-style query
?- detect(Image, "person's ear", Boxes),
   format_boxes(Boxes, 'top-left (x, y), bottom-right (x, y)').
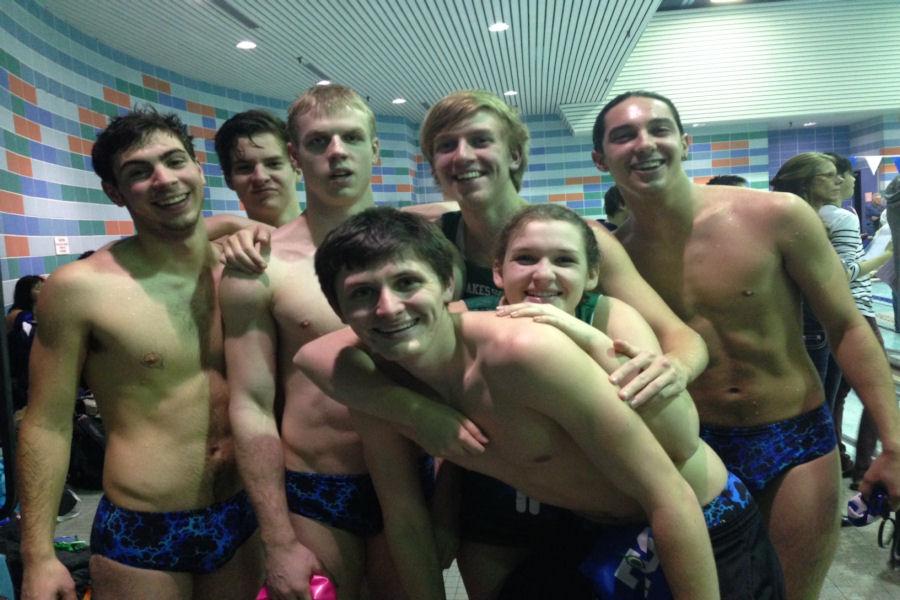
top-left (492, 262), bottom-right (504, 290)
top-left (102, 181), bottom-right (125, 206)
top-left (592, 150), bottom-right (609, 172)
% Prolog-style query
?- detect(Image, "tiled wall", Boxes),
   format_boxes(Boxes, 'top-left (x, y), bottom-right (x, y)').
top-left (3, 0), bottom-right (899, 307)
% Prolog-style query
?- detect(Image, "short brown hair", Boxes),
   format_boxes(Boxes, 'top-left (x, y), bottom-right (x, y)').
top-left (287, 85), bottom-right (376, 147)
top-left (419, 90), bottom-right (530, 191)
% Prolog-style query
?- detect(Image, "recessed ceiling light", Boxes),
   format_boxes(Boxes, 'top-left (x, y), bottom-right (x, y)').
top-left (692, 123), bottom-right (706, 127)
top-left (236, 40), bottom-right (257, 50)
top-left (316, 80), bottom-right (331, 86)
top-left (503, 90), bottom-right (518, 96)
top-left (803, 121), bottom-right (817, 127)
top-left (488, 22), bottom-right (510, 32)
top-left (392, 98), bottom-right (407, 105)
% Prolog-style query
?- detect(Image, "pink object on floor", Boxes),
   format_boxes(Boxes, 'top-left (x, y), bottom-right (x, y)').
top-left (256, 574), bottom-right (337, 600)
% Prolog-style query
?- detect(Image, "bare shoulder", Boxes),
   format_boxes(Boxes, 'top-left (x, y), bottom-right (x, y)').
top-left (401, 200), bottom-right (460, 222)
top-left (464, 312), bottom-right (576, 368)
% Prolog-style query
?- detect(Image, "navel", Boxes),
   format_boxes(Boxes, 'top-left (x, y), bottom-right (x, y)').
top-left (300, 319), bottom-right (311, 328)
top-left (741, 289), bottom-right (754, 297)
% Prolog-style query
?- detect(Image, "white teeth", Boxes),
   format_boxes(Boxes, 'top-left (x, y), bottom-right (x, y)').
top-left (633, 159), bottom-right (663, 170)
top-left (158, 193), bottom-right (188, 207)
top-left (375, 321), bottom-right (417, 335)
top-left (455, 171), bottom-right (482, 181)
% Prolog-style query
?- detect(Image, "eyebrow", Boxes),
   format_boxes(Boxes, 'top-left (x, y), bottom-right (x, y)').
top-left (119, 148), bottom-right (189, 171)
top-left (303, 127), bottom-right (366, 141)
top-left (607, 117), bottom-right (677, 138)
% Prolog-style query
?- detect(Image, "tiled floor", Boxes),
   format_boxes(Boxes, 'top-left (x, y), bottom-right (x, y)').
top-left (45, 283), bottom-right (900, 598)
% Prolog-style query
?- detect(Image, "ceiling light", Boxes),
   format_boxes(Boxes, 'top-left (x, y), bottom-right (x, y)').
top-left (488, 22), bottom-right (510, 32)
top-left (503, 90), bottom-right (517, 96)
top-left (316, 80), bottom-right (331, 86)
top-left (692, 123), bottom-right (706, 127)
top-left (392, 98), bottom-right (407, 105)
top-left (710, 0), bottom-right (743, 4)
top-left (236, 40), bottom-right (256, 50)
top-left (803, 121), bottom-right (817, 127)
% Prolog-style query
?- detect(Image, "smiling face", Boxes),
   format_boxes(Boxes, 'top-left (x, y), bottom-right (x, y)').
top-left (289, 107), bottom-right (379, 209)
top-left (592, 96), bottom-right (689, 196)
top-left (228, 133), bottom-right (299, 226)
top-left (494, 219), bottom-right (599, 314)
top-left (102, 130), bottom-right (205, 238)
top-left (430, 110), bottom-right (522, 207)
top-left (336, 256), bottom-right (454, 363)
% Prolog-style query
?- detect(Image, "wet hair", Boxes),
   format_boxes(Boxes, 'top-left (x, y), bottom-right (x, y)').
top-left (494, 204), bottom-right (601, 273)
top-left (603, 185), bottom-right (626, 217)
top-left (419, 90), bottom-right (530, 191)
top-left (770, 152), bottom-right (835, 201)
top-left (823, 152), bottom-right (853, 176)
top-left (92, 107), bottom-right (195, 185)
top-left (9, 275), bottom-right (45, 313)
top-left (315, 207), bottom-right (460, 317)
top-left (707, 175), bottom-right (749, 187)
top-left (215, 110), bottom-right (289, 187)
top-left (592, 91), bottom-right (684, 153)
top-left (287, 85), bottom-right (376, 147)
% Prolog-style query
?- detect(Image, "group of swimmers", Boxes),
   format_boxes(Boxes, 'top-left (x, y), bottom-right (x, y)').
top-left (14, 84), bottom-right (900, 600)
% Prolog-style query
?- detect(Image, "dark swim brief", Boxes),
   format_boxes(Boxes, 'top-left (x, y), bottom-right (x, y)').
top-left (700, 403), bottom-right (837, 494)
top-left (579, 473), bottom-right (784, 599)
top-left (285, 454), bottom-right (435, 538)
top-left (90, 491), bottom-right (258, 573)
top-left (458, 469), bottom-right (576, 546)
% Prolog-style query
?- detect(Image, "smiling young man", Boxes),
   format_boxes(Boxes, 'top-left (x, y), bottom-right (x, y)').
top-left (221, 85), bottom-right (427, 600)
top-left (591, 90), bottom-right (900, 600)
top-left (17, 109), bottom-right (262, 600)
top-left (214, 110), bottom-right (302, 227)
top-left (295, 207), bottom-right (791, 600)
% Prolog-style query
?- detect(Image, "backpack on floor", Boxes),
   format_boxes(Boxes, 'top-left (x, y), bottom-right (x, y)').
top-left (67, 413), bottom-right (105, 490)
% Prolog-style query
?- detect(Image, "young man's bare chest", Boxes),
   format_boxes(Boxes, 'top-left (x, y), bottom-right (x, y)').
top-left (86, 268), bottom-right (223, 380)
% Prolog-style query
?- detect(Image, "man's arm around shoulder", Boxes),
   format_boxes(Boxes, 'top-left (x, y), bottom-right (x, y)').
top-left (490, 326), bottom-right (718, 600)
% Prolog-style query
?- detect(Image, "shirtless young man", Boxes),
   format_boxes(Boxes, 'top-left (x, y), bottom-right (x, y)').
top-left (214, 109), bottom-right (301, 227)
top-left (297, 207), bottom-right (786, 600)
top-left (221, 85), bottom-right (446, 600)
top-left (591, 91), bottom-right (900, 599)
top-left (17, 110), bottom-right (262, 600)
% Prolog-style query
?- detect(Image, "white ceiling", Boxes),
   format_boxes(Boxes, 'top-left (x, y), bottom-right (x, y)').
top-left (31, 0), bottom-right (900, 134)
top-left (35, 0), bottom-right (660, 122)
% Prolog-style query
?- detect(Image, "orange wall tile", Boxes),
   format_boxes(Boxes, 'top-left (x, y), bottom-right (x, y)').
top-left (711, 142), bottom-right (732, 151)
top-left (549, 193), bottom-right (569, 202)
top-left (78, 107), bottom-right (108, 128)
top-left (188, 126), bottom-right (215, 140)
top-left (8, 74), bottom-right (37, 104)
top-left (732, 157), bottom-right (750, 166)
top-left (4, 235), bottom-right (30, 257)
top-left (13, 115), bottom-right (41, 142)
top-left (371, 175), bottom-right (383, 184)
top-left (142, 74), bottom-right (172, 94)
top-left (0, 191), bottom-right (25, 214)
top-left (731, 140), bottom-right (749, 150)
top-left (881, 147), bottom-right (900, 155)
top-left (712, 158), bottom-right (732, 168)
top-left (186, 101), bottom-right (215, 117)
top-left (6, 151), bottom-right (33, 177)
top-left (103, 87), bottom-right (131, 108)
top-left (396, 184), bottom-right (413, 192)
